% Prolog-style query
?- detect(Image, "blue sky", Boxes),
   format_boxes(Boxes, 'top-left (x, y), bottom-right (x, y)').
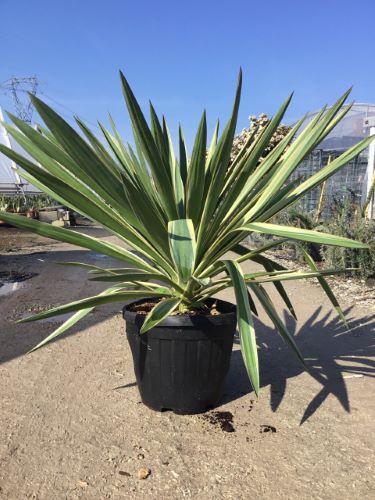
top-left (1, 0), bottom-right (374, 147)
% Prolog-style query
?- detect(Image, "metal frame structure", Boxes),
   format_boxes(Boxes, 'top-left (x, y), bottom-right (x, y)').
top-left (291, 103), bottom-right (375, 218)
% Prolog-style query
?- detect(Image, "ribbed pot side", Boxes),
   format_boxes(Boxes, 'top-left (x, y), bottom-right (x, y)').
top-left (123, 298), bottom-right (237, 414)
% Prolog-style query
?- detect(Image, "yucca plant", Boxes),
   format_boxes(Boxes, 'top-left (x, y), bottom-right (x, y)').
top-left (0, 70), bottom-right (372, 396)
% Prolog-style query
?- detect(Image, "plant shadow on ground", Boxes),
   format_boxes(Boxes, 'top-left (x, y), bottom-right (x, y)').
top-left (0, 306), bottom-right (120, 365)
top-left (0, 245), bottom-right (154, 366)
top-left (223, 307), bottom-right (375, 424)
top-left (0, 248), bottom-right (123, 365)
top-left (1, 296), bottom-right (374, 425)
top-left (1, 246), bottom-right (374, 424)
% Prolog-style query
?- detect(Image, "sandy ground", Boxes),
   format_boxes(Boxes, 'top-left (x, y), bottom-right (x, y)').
top-left (0, 227), bottom-right (374, 499)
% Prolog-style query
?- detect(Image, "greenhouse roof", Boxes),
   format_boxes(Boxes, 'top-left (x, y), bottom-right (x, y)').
top-left (296, 103), bottom-right (375, 151)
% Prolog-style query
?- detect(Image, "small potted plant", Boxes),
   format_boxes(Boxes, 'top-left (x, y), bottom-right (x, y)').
top-left (25, 198), bottom-right (38, 219)
top-left (0, 196), bottom-right (11, 225)
top-left (0, 71), bottom-right (372, 413)
top-left (13, 195), bottom-right (27, 215)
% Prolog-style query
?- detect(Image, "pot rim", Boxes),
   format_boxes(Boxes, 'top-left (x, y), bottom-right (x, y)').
top-left (123, 297), bottom-right (237, 327)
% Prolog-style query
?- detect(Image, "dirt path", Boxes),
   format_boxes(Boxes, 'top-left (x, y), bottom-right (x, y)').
top-left (0, 229), bottom-right (374, 499)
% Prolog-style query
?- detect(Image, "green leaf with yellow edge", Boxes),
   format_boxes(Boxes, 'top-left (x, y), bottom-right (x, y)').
top-left (168, 219), bottom-right (196, 283)
top-left (224, 260), bottom-right (259, 396)
top-left (235, 222), bottom-right (368, 249)
top-left (140, 298), bottom-right (181, 333)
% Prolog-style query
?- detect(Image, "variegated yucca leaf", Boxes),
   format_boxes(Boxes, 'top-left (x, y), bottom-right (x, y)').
top-left (0, 70), bottom-right (372, 394)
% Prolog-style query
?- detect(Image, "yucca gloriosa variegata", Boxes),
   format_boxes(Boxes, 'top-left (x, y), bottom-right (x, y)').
top-left (0, 70), bottom-right (372, 395)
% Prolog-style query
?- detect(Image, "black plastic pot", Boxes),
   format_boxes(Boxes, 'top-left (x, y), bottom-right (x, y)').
top-left (123, 298), bottom-right (236, 414)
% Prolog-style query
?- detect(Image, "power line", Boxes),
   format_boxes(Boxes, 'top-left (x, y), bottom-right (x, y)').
top-left (0, 76), bottom-right (104, 133)
top-left (39, 91), bottom-right (101, 131)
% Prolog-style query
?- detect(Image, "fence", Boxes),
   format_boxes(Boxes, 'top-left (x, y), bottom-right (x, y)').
top-left (289, 148), bottom-right (369, 217)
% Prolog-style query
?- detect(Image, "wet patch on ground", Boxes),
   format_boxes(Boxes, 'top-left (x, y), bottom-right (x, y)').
top-left (260, 424), bottom-right (277, 434)
top-left (0, 271), bottom-right (37, 297)
top-left (201, 411), bottom-right (235, 432)
top-left (0, 271), bottom-right (37, 283)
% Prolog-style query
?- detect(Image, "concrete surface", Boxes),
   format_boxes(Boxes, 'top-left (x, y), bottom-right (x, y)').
top-left (0, 227), bottom-right (374, 499)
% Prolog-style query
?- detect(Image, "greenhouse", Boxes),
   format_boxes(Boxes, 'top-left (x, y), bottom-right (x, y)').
top-left (290, 103), bottom-right (375, 218)
top-left (0, 107), bottom-right (40, 195)
top-left (1, 102), bottom-right (375, 218)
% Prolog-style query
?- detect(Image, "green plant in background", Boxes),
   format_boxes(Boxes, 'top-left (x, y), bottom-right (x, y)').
top-left (321, 194), bottom-right (375, 280)
top-left (0, 195), bottom-right (24, 212)
top-left (0, 71), bottom-right (372, 395)
top-left (273, 206), bottom-right (327, 262)
top-left (259, 192), bottom-right (375, 280)
top-left (0, 196), bottom-right (11, 211)
top-left (0, 194), bottom-right (54, 212)
top-left (11, 195), bottom-right (25, 213)
top-left (29, 194), bottom-right (55, 210)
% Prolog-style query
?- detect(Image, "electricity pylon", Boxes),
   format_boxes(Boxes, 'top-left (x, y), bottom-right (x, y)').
top-left (0, 75), bottom-right (38, 123)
